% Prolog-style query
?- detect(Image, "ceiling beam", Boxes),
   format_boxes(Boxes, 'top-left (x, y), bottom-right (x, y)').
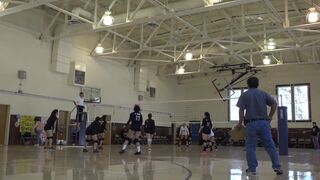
top-left (95, 55), bottom-right (171, 63)
top-left (0, 0), bottom-right (57, 17)
top-left (263, 0), bottom-right (302, 45)
top-left (221, 10), bottom-right (263, 50)
top-left (93, 0), bottom-right (262, 32)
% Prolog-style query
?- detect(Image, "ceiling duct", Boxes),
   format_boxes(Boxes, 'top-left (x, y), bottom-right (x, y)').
top-left (69, 7), bottom-right (93, 24)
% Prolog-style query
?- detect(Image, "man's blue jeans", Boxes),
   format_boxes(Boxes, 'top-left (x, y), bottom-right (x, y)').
top-left (246, 120), bottom-right (281, 172)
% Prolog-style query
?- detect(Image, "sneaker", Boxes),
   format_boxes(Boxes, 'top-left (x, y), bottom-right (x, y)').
top-left (246, 169), bottom-right (257, 175)
top-left (93, 149), bottom-right (99, 153)
top-left (119, 149), bottom-right (125, 154)
top-left (83, 149), bottom-right (88, 152)
top-left (274, 169), bottom-right (283, 175)
top-left (134, 151), bottom-right (141, 155)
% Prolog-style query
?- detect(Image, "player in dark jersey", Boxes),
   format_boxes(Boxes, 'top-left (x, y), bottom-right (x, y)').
top-left (44, 109), bottom-right (58, 149)
top-left (199, 112), bottom-right (213, 152)
top-left (119, 105), bottom-right (143, 155)
top-left (83, 117), bottom-right (104, 153)
top-left (144, 113), bottom-right (155, 151)
top-left (98, 115), bottom-right (108, 150)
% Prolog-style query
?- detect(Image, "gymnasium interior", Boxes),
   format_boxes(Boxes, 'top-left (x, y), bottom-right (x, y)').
top-left (0, 0), bottom-right (320, 179)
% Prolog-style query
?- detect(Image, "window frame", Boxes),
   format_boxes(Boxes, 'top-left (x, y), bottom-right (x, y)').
top-left (228, 87), bottom-right (248, 122)
top-left (276, 83), bottom-right (312, 122)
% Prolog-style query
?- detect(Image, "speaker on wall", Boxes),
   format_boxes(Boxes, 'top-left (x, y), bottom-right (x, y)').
top-left (18, 70), bottom-right (27, 80)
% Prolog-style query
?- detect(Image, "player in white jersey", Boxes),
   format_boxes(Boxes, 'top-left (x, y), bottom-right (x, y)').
top-left (179, 123), bottom-right (190, 147)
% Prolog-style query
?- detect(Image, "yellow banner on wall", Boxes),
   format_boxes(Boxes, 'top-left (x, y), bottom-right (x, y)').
top-left (20, 116), bottom-right (35, 134)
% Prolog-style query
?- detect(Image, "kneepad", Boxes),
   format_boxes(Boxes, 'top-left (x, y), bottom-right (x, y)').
top-left (133, 138), bottom-right (140, 144)
top-left (94, 140), bottom-right (99, 144)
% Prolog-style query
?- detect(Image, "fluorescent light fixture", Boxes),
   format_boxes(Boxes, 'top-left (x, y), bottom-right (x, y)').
top-left (306, 7), bottom-right (319, 23)
top-left (262, 55), bottom-right (271, 65)
top-left (0, 1), bottom-right (9, 11)
top-left (95, 43), bottom-right (104, 54)
top-left (176, 66), bottom-right (185, 74)
top-left (267, 38), bottom-right (276, 50)
top-left (103, 11), bottom-right (114, 26)
top-left (185, 51), bottom-right (193, 60)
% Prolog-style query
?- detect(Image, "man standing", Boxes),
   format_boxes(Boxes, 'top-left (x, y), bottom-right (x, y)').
top-left (236, 77), bottom-right (283, 175)
top-left (74, 92), bottom-right (85, 122)
top-left (311, 122), bottom-right (319, 150)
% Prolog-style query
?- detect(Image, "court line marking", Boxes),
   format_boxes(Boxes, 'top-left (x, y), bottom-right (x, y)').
top-left (173, 162), bottom-right (192, 180)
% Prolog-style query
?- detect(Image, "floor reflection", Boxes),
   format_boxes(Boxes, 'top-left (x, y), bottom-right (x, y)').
top-left (0, 146), bottom-right (320, 180)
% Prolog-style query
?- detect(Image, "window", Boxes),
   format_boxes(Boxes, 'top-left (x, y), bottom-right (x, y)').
top-left (276, 84), bottom-right (311, 121)
top-left (229, 88), bottom-right (247, 121)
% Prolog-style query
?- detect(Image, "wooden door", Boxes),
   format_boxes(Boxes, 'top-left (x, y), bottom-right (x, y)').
top-left (0, 105), bottom-right (10, 145)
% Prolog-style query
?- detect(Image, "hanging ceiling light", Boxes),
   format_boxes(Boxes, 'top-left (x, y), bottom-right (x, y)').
top-left (176, 66), bottom-right (185, 74)
top-left (95, 43), bottom-right (104, 54)
top-left (103, 11), bottom-right (114, 26)
top-left (267, 38), bottom-right (276, 50)
top-left (306, 7), bottom-right (319, 23)
top-left (262, 55), bottom-right (271, 65)
top-left (207, 0), bottom-right (223, 6)
top-left (185, 51), bottom-right (193, 60)
top-left (0, 1), bottom-right (9, 11)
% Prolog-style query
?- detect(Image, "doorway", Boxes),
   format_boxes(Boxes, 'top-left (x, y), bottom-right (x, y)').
top-left (0, 104), bottom-right (10, 145)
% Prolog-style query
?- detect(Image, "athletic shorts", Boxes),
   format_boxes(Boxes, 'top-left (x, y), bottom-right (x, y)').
top-left (130, 126), bottom-right (141, 132)
top-left (202, 127), bottom-right (211, 135)
top-left (86, 129), bottom-right (98, 136)
top-left (144, 130), bottom-right (155, 134)
top-left (98, 128), bottom-right (105, 134)
top-left (144, 128), bottom-right (154, 134)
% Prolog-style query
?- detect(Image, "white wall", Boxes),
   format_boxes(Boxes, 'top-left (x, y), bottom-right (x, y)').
top-left (177, 65), bottom-right (320, 128)
top-left (0, 22), bottom-right (182, 126)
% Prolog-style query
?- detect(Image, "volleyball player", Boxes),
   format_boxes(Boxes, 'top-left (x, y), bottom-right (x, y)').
top-left (199, 112), bottom-right (213, 152)
top-left (98, 115), bottom-right (108, 150)
top-left (44, 109), bottom-right (58, 149)
top-left (144, 113), bottom-right (156, 151)
top-left (210, 128), bottom-right (218, 150)
top-left (83, 117), bottom-right (103, 153)
top-left (179, 123), bottom-right (190, 147)
top-left (119, 105), bottom-right (143, 155)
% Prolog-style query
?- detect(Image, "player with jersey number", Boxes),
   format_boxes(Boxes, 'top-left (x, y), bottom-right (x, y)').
top-left (119, 105), bottom-right (143, 155)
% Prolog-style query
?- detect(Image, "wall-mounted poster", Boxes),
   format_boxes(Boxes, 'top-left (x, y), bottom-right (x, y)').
top-left (20, 116), bottom-right (35, 133)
